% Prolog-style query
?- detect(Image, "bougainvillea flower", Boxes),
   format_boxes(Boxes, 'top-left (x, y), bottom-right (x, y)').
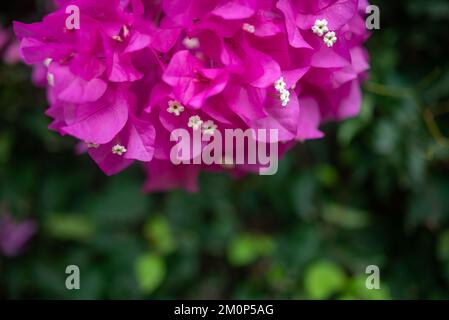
top-left (0, 214), bottom-right (37, 257)
top-left (0, 25), bottom-right (21, 65)
top-left (163, 50), bottom-right (229, 108)
top-left (14, 0), bottom-right (370, 192)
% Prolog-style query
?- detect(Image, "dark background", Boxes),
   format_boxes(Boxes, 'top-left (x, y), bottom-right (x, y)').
top-left (1, 0), bottom-right (449, 299)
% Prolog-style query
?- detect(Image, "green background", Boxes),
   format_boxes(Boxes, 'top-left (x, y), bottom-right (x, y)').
top-left (1, 0), bottom-right (449, 299)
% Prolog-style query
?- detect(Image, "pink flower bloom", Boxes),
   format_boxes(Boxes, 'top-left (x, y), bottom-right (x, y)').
top-left (0, 25), bottom-right (21, 65)
top-left (0, 214), bottom-right (37, 258)
top-left (14, 0), bottom-right (370, 192)
top-left (3, 41), bottom-right (21, 65)
top-left (163, 50), bottom-right (229, 109)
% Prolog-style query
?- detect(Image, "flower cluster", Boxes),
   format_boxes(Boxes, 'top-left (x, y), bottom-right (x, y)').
top-left (14, 0), bottom-right (370, 192)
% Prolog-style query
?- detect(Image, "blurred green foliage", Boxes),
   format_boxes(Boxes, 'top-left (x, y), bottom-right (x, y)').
top-left (1, 0), bottom-right (449, 299)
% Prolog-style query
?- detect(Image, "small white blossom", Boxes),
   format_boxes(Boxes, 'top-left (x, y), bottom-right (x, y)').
top-left (202, 120), bottom-right (218, 135)
top-left (183, 37), bottom-right (200, 50)
top-left (167, 100), bottom-right (185, 116)
top-left (242, 23), bottom-right (256, 34)
top-left (122, 25), bottom-right (130, 38)
top-left (188, 115), bottom-right (203, 130)
top-left (275, 77), bottom-right (287, 92)
top-left (112, 35), bottom-right (123, 42)
top-left (274, 77), bottom-right (290, 107)
top-left (324, 31), bottom-right (337, 47)
top-left (47, 73), bottom-right (55, 87)
top-left (280, 89), bottom-right (290, 107)
top-left (86, 142), bottom-right (99, 149)
top-left (112, 26), bottom-right (130, 43)
top-left (43, 58), bottom-right (52, 67)
top-left (112, 144), bottom-right (127, 156)
top-left (312, 19), bottom-right (329, 37)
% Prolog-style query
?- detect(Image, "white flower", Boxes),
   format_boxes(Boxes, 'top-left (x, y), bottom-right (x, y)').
top-left (86, 142), bottom-right (99, 149)
top-left (324, 31), bottom-right (337, 47)
top-left (122, 25), bottom-right (130, 38)
top-left (112, 35), bottom-right (123, 42)
top-left (43, 58), bottom-right (52, 67)
top-left (242, 23), bottom-right (256, 34)
top-left (183, 37), bottom-right (200, 50)
top-left (274, 77), bottom-right (290, 107)
top-left (280, 89), bottom-right (290, 107)
top-left (47, 73), bottom-right (55, 87)
top-left (202, 120), bottom-right (218, 135)
top-left (112, 144), bottom-right (127, 156)
top-left (188, 115), bottom-right (203, 130)
top-left (45, 57), bottom-right (55, 86)
top-left (275, 77), bottom-right (287, 92)
top-left (112, 26), bottom-right (130, 43)
top-left (312, 19), bottom-right (329, 37)
top-left (167, 100), bottom-right (185, 116)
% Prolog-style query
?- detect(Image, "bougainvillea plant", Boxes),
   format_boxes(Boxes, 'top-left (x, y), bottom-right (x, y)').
top-left (14, 0), bottom-right (370, 192)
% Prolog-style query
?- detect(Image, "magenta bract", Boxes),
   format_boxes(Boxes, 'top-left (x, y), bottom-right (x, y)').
top-left (14, 0), bottom-right (370, 192)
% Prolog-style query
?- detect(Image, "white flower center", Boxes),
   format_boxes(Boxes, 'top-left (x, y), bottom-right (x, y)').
top-left (274, 77), bottom-right (290, 107)
top-left (188, 115), bottom-right (203, 130)
top-left (242, 23), bottom-right (256, 34)
top-left (112, 25), bottom-right (130, 42)
top-left (312, 19), bottom-right (329, 37)
top-left (167, 100), bottom-right (185, 116)
top-left (183, 37), bottom-right (200, 50)
top-left (112, 35), bottom-right (123, 42)
top-left (324, 31), bottom-right (337, 47)
top-left (280, 90), bottom-right (290, 107)
top-left (86, 142), bottom-right (99, 149)
top-left (122, 25), bottom-right (130, 38)
top-left (47, 73), bottom-right (55, 87)
top-left (112, 144), bottom-right (127, 156)
top-left (43, 58), bottom-right (52, 67)
top-left (202, 120), bottom-right (218, 135)
top-left (275, 77), bottom-right (287, 92)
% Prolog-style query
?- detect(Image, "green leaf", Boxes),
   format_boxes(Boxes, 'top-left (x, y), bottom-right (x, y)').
top-left (437, 230), bottom-right (449, 261)
top-left (372, 120), bottom-right (399, 156)
top-left (291, 173), bottom-right (318, 220)
top-left (144, 216), bottom-right (177, 255)
top-left (45, 214), bottom-right (94, 241)
top-left (0, 131), bottom-right (13, 165)
top-left (228, 234), bottom-right (274, 267)
top-left (322, 204), bottom-right (370, 229)
top-left (135, 253), bottom-right (166, 294)
top-left (338, 96), bottom-right (374, 146)
top-left (304, 261), bottom-right (347, 299)
top-left (315, 164), bottom-right (338, 188)
top-left (92, 175), bottom-right (149, 227)
top-left (341, 275), bottom-right (391, 300)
